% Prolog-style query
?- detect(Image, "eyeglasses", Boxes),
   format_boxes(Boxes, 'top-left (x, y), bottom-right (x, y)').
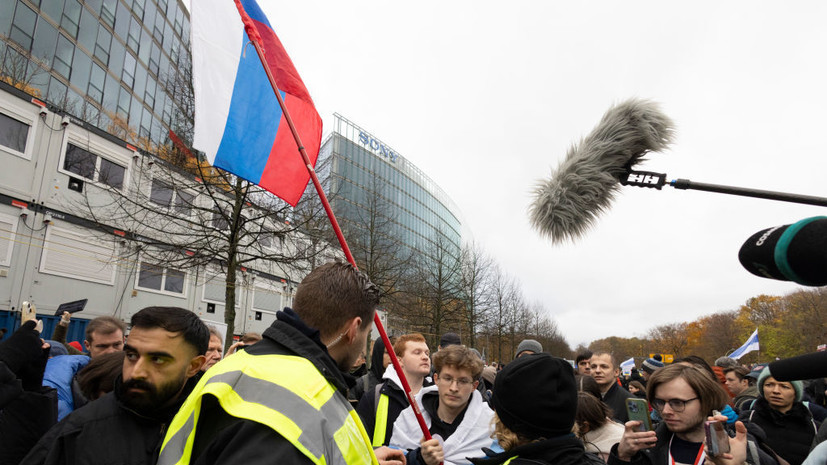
top-left (437, 375), bottom-right (474, 387)
top-left (651, 397), bottom-right (699, 412)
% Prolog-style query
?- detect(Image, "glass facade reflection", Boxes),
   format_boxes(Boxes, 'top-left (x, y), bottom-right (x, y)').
top-left (0, 0), bottom-right (191, 145)
top-left (323, 114), bottom-right (463, 262)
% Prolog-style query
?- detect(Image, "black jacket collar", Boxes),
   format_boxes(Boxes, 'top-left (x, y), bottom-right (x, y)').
top-left (255, 308), bottom-right (353, 395)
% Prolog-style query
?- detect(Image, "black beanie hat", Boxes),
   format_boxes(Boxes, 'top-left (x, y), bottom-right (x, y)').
top-left (491, 353), bottom-right (576, 439)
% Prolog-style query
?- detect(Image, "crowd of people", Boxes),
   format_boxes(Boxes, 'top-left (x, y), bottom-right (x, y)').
top-left (0, 260), bottom-right (825, 465)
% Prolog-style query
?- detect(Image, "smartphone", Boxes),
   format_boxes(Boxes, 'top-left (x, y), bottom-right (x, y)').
top-left (626, 398), bottom-right (652, 432)
top-left (704, 420), bottom-right (730, 457)
top-left (54, 299), bottom-right (88, 316)
top-left (21, 301), bottom-right (37, 322)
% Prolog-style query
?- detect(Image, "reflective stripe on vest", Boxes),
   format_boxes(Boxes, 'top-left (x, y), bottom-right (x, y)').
top-left (158, 350), bottom-right (377, 465)
top-left (502, 456), bottom-right (519, 464)
top-left (371, 393), bottom-right (390, 447)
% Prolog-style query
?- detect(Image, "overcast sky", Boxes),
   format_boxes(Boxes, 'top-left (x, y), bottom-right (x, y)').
top-left (227, 2), bottom-right (827, 349)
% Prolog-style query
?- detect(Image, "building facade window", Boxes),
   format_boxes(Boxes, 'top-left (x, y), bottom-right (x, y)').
top-left (10, 3), bottom-right (36, 51)
top-left (127, 16), bottom-right (141, 52)
top-left (0, 111), bottom-right (30, 156)
top-left (39, 224), bottom-right (118, 285)
top-left (201, 270), bottom-right (239, 306)
top-left (53, 33), bottom-right (74, 79)
top-left (88, 63), bottom-right (105, 104)
top-left (212, 209), bottom-right (228, 231)
top-left (62, 143), bottom-right (126, 189)
top-left (149, 179), bottom-right (194, 217)
top-left (60, 0), bottom-right (82, 39)
top-left (137, 261), bottom-right (186, 295)
top-left (132, 0), bottom-right (146, 19)
top-left (122, 51), bottom-right (136, 87)
top-left (0, 212), bottom-right (19, 267)
top-left (149, 178), bottom-right (173, 207)
top-left (100, 0), bottom-right (116, 27)
top-left (94, 25), bottom-right (112, 64)
top-left (32, 19), bottom-right (58, 61)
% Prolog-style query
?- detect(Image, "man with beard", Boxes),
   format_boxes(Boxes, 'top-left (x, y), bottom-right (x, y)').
top-left (21, 306), bottom-right (208, 465)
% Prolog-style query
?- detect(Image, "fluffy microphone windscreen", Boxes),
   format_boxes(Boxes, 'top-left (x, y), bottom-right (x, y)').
top-left (768, 351), bottom-right (827, 381)
top-left (738, 216), bottom-right (827, 286)
top-left (529, 99), bottom-right (675, 243)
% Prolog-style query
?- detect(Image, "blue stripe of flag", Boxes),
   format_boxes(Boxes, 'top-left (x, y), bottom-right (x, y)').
top-left (213, 27), bottom-right (285, 183)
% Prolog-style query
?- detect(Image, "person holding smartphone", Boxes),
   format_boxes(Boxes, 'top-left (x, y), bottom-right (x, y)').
top-left (608, 364), bottom-right (777, 465)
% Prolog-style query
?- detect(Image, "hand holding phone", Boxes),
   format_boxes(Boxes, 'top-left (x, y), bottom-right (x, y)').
top-left (704, 420), bottom-right (730, 457)
top-left (626, 398), bottom-right (653, 432)
top-left (21, 301), bottom-right (43, 333)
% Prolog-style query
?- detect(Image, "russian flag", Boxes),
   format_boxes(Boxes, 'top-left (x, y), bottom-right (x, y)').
top-left (190, 0), bottom-right (322, 206)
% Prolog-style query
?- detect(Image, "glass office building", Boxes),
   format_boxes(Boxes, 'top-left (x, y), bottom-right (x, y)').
top-left (322, 114), bottom-right (463, 262)
top-left (0, 0), bottom-right (191, 144)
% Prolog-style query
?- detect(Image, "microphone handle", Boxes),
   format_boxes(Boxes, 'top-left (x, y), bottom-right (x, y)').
top-left (669, 178), bottom-right (827, 207)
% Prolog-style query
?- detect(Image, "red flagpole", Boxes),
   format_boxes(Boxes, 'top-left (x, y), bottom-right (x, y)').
top-left (232, 0), bottom-right (434, 446)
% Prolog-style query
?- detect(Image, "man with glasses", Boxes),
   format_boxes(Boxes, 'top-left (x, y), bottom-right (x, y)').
top-left (391, 344), bottom-right (494, 465)
top-left (609, 363), bottom-right (775, 465)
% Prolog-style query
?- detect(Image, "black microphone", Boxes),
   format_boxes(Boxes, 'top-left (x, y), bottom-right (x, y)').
top-left (738, 216), bottom-right (827, 286)
top-left (768, 351), bottom-right (827, 381)
top-left (529, 98), bottom-right (675, 244)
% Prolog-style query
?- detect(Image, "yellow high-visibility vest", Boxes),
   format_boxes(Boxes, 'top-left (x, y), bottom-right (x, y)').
top-left (371, 392), bottom-right (390, 447)
top-left (158, 350), bottom-right (378, 465)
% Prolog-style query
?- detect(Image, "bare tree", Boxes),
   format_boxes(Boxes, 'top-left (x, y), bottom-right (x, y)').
top-left (322, 171), bottom-right (417, 356)
top-left (404, 229), bottom-right (464, 348)
top-left (459, 241), bottom-right (494, 348)
top-left (336, 175), bottom-right (416, 303)
top-left (527, 302), bottom-right (571, 357)
top-left (68, 140), bottom-right (330, 349)
top-left (486, 265), bottom-right (521, 362)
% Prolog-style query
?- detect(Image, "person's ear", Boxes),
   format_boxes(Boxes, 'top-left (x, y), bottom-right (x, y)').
top-left (345, 317), bottom-right (362, 343)
top-left (187, 355), bottom-right (207, 377)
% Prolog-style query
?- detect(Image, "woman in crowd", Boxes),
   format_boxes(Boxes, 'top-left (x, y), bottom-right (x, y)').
top-left (740, 367), bottom-right (822, 465)
top-left (576, 391), bottom-right (625, 462)
top-left (628, 381), bottom-right (646, 398)
top-left (470, 353), bottom-right (603, 465)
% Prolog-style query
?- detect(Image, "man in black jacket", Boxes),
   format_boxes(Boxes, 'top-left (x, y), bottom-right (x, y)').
top-left (21, 306), bottom-right (209, 465)
top-left (157, 261), bottom-right (405, 465)
top-left (590, 352), bottom-right (634, 423)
